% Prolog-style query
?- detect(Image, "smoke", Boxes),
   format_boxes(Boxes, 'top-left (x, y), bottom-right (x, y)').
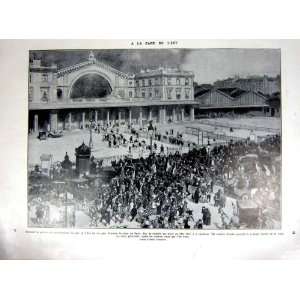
top-left (116, 49), bottom-right (190, 73)
top-left (29, 49), bottom-right (280, 85)
top-left (29, 49), bottom-right (191, 73)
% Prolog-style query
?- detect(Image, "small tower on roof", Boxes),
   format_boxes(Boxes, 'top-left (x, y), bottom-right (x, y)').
top-left (88, 51), bottom-right (96, 63)
top-left (61, 152), bottom-right (72, 171)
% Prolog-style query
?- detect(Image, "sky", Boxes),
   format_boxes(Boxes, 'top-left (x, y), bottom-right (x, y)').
top-left (30, 48), bottom-right (280, 84)
top-left (182, 49), bottom-right (280, 84)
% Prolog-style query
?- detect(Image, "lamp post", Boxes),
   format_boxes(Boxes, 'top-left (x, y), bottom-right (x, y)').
top-left (207, 140), bottom-right (211, 165)
top-left (148, 120), bottom-right (154, 154)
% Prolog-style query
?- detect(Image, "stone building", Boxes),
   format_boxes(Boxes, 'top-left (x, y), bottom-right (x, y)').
top-left (28, 51), bottom-right (196, 132)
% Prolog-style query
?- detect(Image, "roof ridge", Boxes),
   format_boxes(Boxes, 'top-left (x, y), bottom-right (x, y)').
top-left (57, 59), bottom-right (129, 79)
top-left (215, 88), bottom-right (234, 99)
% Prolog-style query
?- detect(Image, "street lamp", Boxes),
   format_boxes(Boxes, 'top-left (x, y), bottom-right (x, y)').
top-left (148, 120), bottom-right (154, 154)
top-left (207, 140), bottom-right (211, 164)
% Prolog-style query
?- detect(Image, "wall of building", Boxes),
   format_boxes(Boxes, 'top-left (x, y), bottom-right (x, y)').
top-left (196, 90), bottom-right (268, 108)
top-left (28, 57), bottom-right (197, 132)
top-left (214, 76), bottom-right (280, 95)
top-left (134, 74), bottom-right (194, 101)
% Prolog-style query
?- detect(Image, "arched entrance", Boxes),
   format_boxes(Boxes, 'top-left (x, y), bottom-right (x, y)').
top-left (69, 73), bottom-right (112, 99)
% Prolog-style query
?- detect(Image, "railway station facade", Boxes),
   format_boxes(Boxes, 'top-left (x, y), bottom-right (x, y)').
top-left (28, 51), bottom-right (196, 132)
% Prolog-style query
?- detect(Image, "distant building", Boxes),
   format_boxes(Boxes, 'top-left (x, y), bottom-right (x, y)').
top-left (214, 75), bottom-right (280, 95)
top-left (28, 51), bottom-right (195, 132)
top-left (194, 87), bottom-right (279, 117)
top-left (266, 92), bottom-right (281, 117)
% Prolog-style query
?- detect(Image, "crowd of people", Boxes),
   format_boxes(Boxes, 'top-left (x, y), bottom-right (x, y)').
top-left (28, 117), bottom-right (281, 229)
top-left (99, 122), bottom-right (187, 158)
top-left (87, 134), bottom-right (281, 229)
top-left (89, 150), bottom-right (211, 229)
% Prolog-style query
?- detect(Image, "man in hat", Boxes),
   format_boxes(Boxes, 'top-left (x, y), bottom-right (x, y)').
top-left (193, 187), bottom-right (200, 204)
top-left (130, 205), bottom-right (138, 221)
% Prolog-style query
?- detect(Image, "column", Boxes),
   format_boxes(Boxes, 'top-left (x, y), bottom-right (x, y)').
top-left (190, 106), bottom-right (195, 122)
top-left (111, 109), bottom-right (115, 125)
top-left (95, 110), bottom-right (98, 124)
top-left (34, 114), bottom-right (39, 132)
top-left (148, 107), bottom-right (152, 121)
top-left (159, 106), bottom-right (166, 124)
top-left (118, 109), bottom-right (122, 123)
top-left (50, 111), bottom-right (58, 131)
top-left (139, 107), bottom-right (143, 127)
top-left (68, 112), bottom-right (72, 130)
top-left (181, 107), bottom-right (185, 122)
top-left (172, 107), bottom-right (177, 123)
top-left (128, 108), bottom-right (132, 125)
top-left (106, 109), bottom-right (110, 124)
top-left (82, 112), bottom-right (85, 129)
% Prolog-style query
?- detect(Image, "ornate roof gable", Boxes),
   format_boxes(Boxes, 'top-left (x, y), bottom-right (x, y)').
top-left (57, 52), bottom-right (129, 79)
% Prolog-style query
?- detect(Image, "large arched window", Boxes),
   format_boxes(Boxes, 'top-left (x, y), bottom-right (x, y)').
top-left (70, 73), bottom-right (112, 99)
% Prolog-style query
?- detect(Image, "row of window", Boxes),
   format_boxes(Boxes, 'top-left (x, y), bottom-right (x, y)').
top-left (140, 89), bottom-right (160, 98)
top-left (133, 77), bottom-right (191, 87)
top-left (167, 88), bottom-right (190, 100)
top-left (29, 87), bottom-right (191, 101)
top-left (134, 88), bottom-right (191, 99)
top-left (28, 86), bottom-right (190, 102)
top-left (28, 87), bottom-right (50, 102)
top-left (31, 73), bottom-right (191, 88)
top-left (29, 73), bottom-right (50, 83)
top-left (29, 87), bottom-right (63, 102)
top-left (128, 89), bottom-right (160, 98)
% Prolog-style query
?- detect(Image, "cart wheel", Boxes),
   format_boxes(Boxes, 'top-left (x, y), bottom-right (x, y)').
top-left (241, 194), bottom-right (249, 201)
